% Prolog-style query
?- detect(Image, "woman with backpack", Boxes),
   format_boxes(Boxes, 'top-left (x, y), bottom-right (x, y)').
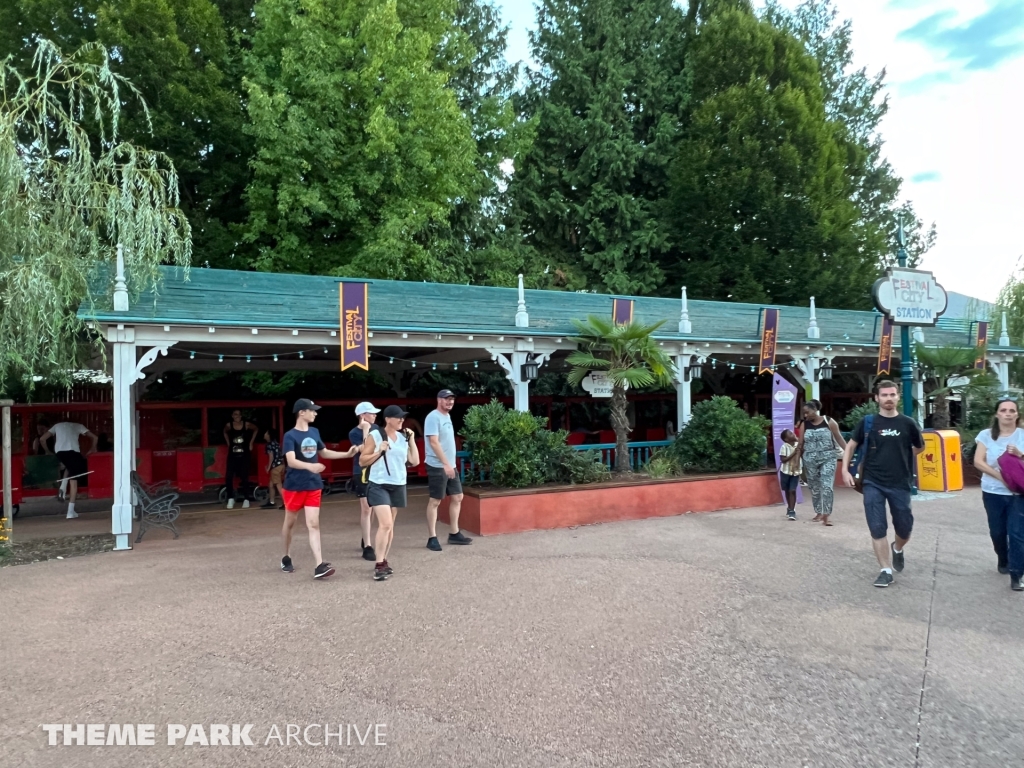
top-left (972, 398), bottom-right (1024, 591)
top-left (798, 399), bottom-right (847, 526)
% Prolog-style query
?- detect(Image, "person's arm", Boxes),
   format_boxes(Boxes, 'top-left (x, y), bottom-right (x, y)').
top-left (341, 445), bottom-right (360, 459)
top-left (828, 419), bottom-right (848, 451)
top-left (319, 447), bottom-right (349, 460)
top-left (359, 433), bottom-right (388, 467)
top-left (427, 435), bottom-right (451, 467)
top-left (285, 450), bottom-right (325, 474)
top-left (84, 430), bottom-right (99, 455)
top-left (911, 423), bottom-right (925, 456)
top-left (841, 438), bottom-right (859, 487)
top-left (223, 424), bottom-right (231, 446)
top-left (406, 431), bottom-right (420, 467)
top-left (247, 422), bottom-right (258, 450)
top-left (974, 441), bottom-right (1004, 484)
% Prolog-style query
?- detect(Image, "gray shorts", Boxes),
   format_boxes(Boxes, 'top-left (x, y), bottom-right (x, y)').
top-left (427, 464), bottom-right (463, 500)
top-left (366, 482), bottom-right (407, 509)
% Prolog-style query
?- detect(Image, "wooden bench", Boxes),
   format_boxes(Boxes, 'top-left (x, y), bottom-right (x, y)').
top-left (131, 471), bottom-right (181, 542)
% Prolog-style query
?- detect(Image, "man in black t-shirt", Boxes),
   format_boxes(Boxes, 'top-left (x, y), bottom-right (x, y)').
top-left (842, 380), bottom-right (925, 588)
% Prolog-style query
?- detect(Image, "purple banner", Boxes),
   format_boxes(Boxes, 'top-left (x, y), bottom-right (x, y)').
top-left (612, 298), bottom-right (634, 325)
top-left (339, 281), bottom-right (368, 371)
top-left (877, 317), bottom-right (893, 375)
top-left (975, 321), bottom-right (988, 370)
top-left (772, 373), bottom-right (803, 504)
top-left (759, 308), bottom-right (779, 374)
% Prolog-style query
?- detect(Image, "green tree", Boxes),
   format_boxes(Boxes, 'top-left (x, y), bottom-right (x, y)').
top-left (914, 344), bottom-right (987, 429)
top-left (509, 0), bottom-right (689, 295)
top-left (0, 41), bottom-right (191, 391)
top-left (997, 269), bottom-right (1024, 388)
top-left (566, 316), bottom-right (675, 470)
top-left (242, 0), bottom-right (478, 280)
top-left (663, 4), bottom-right (873, 307)
top-left (0, 0), bottom-right (251, 269)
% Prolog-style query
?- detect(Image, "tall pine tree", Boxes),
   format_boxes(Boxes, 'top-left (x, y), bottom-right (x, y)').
top-left (509, 0), bottom-right (689, 295)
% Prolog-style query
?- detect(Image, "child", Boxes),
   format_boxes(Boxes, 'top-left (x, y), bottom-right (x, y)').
top-left (262, 428), bottom-right (285, 509)
top-left (778, 429), bottom-right (801, 520)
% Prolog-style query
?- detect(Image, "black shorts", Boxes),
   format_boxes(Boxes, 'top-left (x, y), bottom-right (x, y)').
top-left (351, 475), bottom-right (368, 499)
top-left (367, 482), bottom-right (407, 509)
top-left (779, 472), bottom-right (799, 492)
top-left (427, 465), bottom-right (463, 500)
top-left (56, 450), bottom-right (87, 477)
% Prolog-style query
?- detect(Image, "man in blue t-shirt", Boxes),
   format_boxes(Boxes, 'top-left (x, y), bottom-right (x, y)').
top-left (424, 389), bottom-right (471, 551)
top-left (279, 398), bottom-right (351, 580)
top-left (350, 402), bottom-right (381, 561)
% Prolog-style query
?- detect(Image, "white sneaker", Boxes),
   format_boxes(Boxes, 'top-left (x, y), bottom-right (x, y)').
top-left (66, 510), bottom-right (78, 519)
top-left (226, 498), bottom-right (235, 509)
top-left (242, 500), bottom-right (250, 509)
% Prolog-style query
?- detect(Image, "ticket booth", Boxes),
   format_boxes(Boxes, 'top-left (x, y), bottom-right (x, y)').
top-left (917, 430), bottom-right (964, 492)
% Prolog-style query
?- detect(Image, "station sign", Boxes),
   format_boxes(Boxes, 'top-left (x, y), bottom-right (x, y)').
top-left (872, 268), bottom-right (947, 326)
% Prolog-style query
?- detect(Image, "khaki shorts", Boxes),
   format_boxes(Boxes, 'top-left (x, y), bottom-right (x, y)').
top-left (269, 464), bottom-right (285, 485)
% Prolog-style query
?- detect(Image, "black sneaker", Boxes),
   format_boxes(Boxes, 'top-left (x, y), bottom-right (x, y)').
top-left (448, 531), bottom-right (473, 545)
top-left (362, 545), bottom-right (376, 561)
top-left (891, 543), bottom-right (905, 573)
top-left (1012, 576), bottom-right (1023, 591)
top-left (260, 502), bottom-right (275, 509)
top-left (382, 560), bottom-right (394, 575)
top-left (787, 509), bottom-right (796, 520)
top-left (998, 563), bottom-right (1010, 575)
top-left (873, 571), bottom-right (894, 588)
top-left (281, 556), bottom-right (294, 573)
top-left (374, 563), bottom-right (389, 581)
top-left (314, 562), bottom-right (335, 579)
top-left (426, 536), bottom-right (442, 551)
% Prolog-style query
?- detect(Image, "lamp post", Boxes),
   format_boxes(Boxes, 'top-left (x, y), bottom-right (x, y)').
top-left (896, 218), bottom-right (914, 417)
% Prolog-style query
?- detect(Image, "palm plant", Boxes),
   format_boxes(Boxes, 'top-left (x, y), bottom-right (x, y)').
top-left (566, 315), bottom-right (675, 471)
top-left (913, 343), bottom-right (986, 429)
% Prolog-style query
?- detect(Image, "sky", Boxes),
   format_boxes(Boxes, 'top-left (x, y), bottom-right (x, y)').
top-left (494, 0), bottom-right (1024, 303)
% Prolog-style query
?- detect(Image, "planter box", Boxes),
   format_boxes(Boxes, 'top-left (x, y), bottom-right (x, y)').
top-left (439, 470), bottom-right (782, 536)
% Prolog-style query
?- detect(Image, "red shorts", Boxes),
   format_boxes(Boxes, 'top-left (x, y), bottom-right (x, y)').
top-left (282, 489), bottom-right (322, 512)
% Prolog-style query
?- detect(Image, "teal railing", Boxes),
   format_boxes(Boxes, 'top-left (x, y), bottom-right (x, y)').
top-left (455, 439), bottom-right (673, 482)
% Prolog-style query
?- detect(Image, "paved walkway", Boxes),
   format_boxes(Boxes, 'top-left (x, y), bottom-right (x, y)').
top-left (2, 486), bottom-right (1021, 767)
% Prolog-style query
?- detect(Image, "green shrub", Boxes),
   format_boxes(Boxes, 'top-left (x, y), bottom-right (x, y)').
top-left (841, 400), bottom-right (878, 430)
top-left (644, 450), bottom-right (681, 479)
top-left (667, 396), bottom-right (768, 473)
top-left (460, 400), bottom-right (610, 488)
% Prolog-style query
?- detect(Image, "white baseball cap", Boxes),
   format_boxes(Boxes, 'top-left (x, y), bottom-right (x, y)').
top-left (355, 402), bottom-right (381, 416)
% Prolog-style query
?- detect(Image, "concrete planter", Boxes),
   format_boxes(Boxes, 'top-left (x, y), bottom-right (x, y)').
top-left (439, 470), bottom-right (782, 536)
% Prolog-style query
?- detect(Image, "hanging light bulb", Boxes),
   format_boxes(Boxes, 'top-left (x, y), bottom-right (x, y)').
top-left (189, 351), bottom-right (195, 360)
top-left (299, 351), bottom-right (304, 359)
top-left (273, 354), bottom-right (278, 362)
top-left (246, 356), bottom-right (251, 363)
top-left (323, 347), bottom-right (328, 354)
top-left (432, 363), bottom-right (437, 371)
top-left (412, 361), bottom-right (417, 368)
top-left (389, 357), bottom-right (394, 364)
top-left (453, 363), bottom-right (458, 370)
top-left (218, 355), bottom-right (224, 363)
top-left (474, 361), bottom-right (479, 368)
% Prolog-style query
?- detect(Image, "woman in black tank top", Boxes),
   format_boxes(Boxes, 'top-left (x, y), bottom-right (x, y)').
top-left (798, 400), bottom-right (847, 526)
top-left (223, 409), bottom-right (257, 508)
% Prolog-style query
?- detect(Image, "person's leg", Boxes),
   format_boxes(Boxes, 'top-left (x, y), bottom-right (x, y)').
top-left (304, 505), bottom-right (323, 565)
top-left (983, 492), bottom-right (1010, 571)
top-left (805, 457), bottom-right (824, 519)
top-left (886, 485), bottom-right (913, 555)
top-left (224, 459), bottom-right (237, 505)
top-left (819, 459), bottom-right (836, 524)
top-left (426, 497), bottom-right (440, 537)
top-left (448, 493), bottom-right (464, 535)
top-left (785, 487), bottom-right (797, 511)
top-left (238, 462), bottom-right (252, 505)
top-left (863, 483), bottom-right (892, 570)
top-left (384, 507), bottom-right (398, 561)
top-left (426, 466), bottom-right (443, 538)
top-left (373, 504), bottom-right (393, 567)
top-left (360, 498), bottom-right (373, 551)
top-left (282, 511), bottom-right (298, 557)
top-left (1006, 495), bottom-right (1024, 587)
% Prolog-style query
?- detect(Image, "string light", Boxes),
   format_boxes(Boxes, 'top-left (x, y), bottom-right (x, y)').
top-left (432, 363), bottom-right (437, 370)
top-left (412, 361), bottom-right (417, 367)
top-left (323, 347), bottom-right (328, 354)
top-left (389, 357), bottom-right (394, 364)
top-left (273, 354), bottom-right (278, 362)
top-left (474, 361), bottom-right (479, 368)
top-left (218, 355), bottom-right (223, 363)
top-left (189, 351), bottom-right (195, 360)
top-left (453, 363), bottom-right (458, 370)
top-left (246, 356), bottom-right (251, 363)
top-left (298, 351), bottom-right (303, 359)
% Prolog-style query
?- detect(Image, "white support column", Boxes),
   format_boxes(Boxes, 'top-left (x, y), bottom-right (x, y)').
top-left (489, 342), bottom-right (547, 413)
top-left (790, 356), bottom-right (819, 402)
top-left (807, 297), bottom-right (820, 339)
top-left (996, 358), bottom-right (1011, 391)
top-left (674, 354), bottom-right (693, 427)
top-left (109, 326), bottom-right (136, 551)
top-left (913, 377), bottom-right (925, 428)
top-left (999, 312), bottom-right (1010, 347)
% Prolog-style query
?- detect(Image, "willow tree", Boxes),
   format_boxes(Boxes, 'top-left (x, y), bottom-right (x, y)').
top-left (0, 41), bottom-right (191, 391)
top-left (567, 315), bottom-right (675, 471)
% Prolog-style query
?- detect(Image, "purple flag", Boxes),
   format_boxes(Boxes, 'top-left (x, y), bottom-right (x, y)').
top-left (612, 298), bottom-right (634, 325)
top-left (877, 317), bottom-right (893, 375)
top-left (339, 281), bottom-right (369, 371)
top-left (759, 308), bottom-right (779, 374)
top-left (772, 373), bottom-right (803, 504)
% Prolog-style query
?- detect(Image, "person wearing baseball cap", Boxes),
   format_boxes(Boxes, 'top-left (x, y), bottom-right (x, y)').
top-left (350, 402), bottom-right (381, 560)
top-left (359, 404), bottom-right (420, 581)
top-left (279, 398), bottom-right (348, 579)
top-left (424, 389), bottom-right (471, 550)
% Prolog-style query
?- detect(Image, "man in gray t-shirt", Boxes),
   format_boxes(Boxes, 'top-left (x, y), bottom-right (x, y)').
top-left (424, 389), bottom-right (471, 551)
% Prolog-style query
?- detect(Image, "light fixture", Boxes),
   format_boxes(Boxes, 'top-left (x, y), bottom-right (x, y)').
top-left (412, 361), bottom-right (417, 368)
top-left (189, 351), bottom-right (195, 360)
top-left (453, 363), bottom-right (458, 370)
top-left (273, 354), bottom-right (278, 362)
top-left (818, 359), bottom-right (834, 381)
top-left (683, 360), bottom-right (703, 382)
top-left (433, 363), bottom-right (437, 371)
top-left (218, 355), bottom-right (224, 363)
top-left (389, 357), bottom-right (394, 364)
top-left (157, 377), bottom-right (163, 384)
top-left (521, 358), bottom-right (539, 381)
top-left (298, 351), bottom-right (304, 359)
top-left (474, 361), bottom-right (479, 368)
top-left (323, 347), bottom-right (328, 354)
top-left (246, 356), bottom-right (251, 363)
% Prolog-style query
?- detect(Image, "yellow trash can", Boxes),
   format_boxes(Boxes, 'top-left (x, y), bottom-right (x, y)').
top-left (916, 430), bottom-right (964, 492)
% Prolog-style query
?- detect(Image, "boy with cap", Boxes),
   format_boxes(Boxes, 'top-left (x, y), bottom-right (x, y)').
top-left (350, 402), bottom-right (381, 560)
top-left (424, 389), bottom-right (471, 551)
top-left (280, 398), bottom-right (350, 579)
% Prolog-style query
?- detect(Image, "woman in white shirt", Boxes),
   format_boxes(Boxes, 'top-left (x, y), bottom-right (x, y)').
top-left (359, 405), bottom-right (420, 581)
top-left (973, 398), bottom-right (1024, 590)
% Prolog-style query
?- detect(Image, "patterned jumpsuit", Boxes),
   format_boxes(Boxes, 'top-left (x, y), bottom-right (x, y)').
top-left (803, 420), bottom-right (837, 517)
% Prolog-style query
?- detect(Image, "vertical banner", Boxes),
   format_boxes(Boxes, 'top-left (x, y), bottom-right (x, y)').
top-left (759, 308), bottom-right (779, 374)
top-left (612, 298), bottom-right (634, 325)
top-left (877, 317), bottom-right (893, 375)
top-left (772, 374), bottom-right (803, 504)
top-left (975, 321), bottom-right (988, 370)
top-left (339, 281), bottom-right (369, 371)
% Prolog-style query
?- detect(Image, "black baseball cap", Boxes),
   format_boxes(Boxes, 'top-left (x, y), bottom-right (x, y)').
top-left (293, 398), bottom-right (321, 413)
top-left (437, 389), bottom-right (456, 399)
top-left (382, 405), bottom-right (408, 418)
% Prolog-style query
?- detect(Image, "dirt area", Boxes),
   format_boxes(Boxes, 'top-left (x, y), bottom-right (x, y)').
top-left (0, 533), bottom-right (116, 566)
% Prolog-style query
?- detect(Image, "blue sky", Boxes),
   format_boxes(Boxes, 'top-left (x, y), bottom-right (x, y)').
top-left (493, 0), bottom-right (1024, 303)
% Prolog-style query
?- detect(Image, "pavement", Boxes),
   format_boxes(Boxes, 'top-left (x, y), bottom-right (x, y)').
top-left (1, 485), bottom-right (1021, 768)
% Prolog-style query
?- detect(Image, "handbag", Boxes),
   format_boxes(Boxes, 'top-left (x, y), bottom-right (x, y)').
top-left (997, 450), bottom-right (1024, 494)
top-left (851, 415), bottom-right (874, 494)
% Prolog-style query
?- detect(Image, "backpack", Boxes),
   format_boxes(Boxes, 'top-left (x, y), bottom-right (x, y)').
top-left (997, 450), bottom-right (1024, 495)
top-left (850, 414), bottom-right (874, 493)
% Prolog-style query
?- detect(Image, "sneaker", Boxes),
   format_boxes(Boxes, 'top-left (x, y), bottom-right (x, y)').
top-left (873, 571), bottom-right (894, 588)
top-left (787, 510), bottom-right (796, 520)
top-left (891, 543), bottom-right (905, 573)
top-left (260, 502), bottom-right (275, 509)
top-left (1012, 576), bottom-right (1023, 591)
top-left (998, 563), bottom-right (1010, 575)
top-left (66, 510), bottom-right (79, 519)
top-left (362, 545), bottom-right (376, 561)
top-left (281, 556), bottom-right (294, 573)
top-left (382, 560), bottom-right (394, 575)
top-left (314, 562), bottom-right (335, 579)
top-left (448, 531), bottom-right (473, 545)
top-left (242, 500), bottom-right (250, 509)
top-left (278, 504), bottom-right (285, 510)
top-left (374, 563), bottom-right (389, 581)
top-left (226, 498), bottom-right (235, 510)
top-left (426, 537), bottom-right (442, 551)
